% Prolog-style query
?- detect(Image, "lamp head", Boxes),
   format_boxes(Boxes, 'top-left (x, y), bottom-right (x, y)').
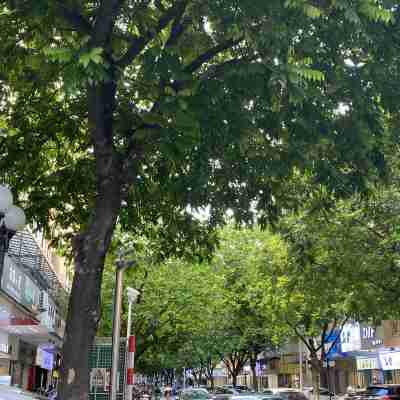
top-left (4, 205), bottom-right (26, 231)
top-left (127, 287), bottom-right (140, 303)
top-left (0, 185), bottom-right (13, 214)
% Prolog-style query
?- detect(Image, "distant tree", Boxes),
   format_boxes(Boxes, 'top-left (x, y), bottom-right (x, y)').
top-left (212, 227), bottom-right (285, 389)
top-left (258, 187), bottom-right (400, 399)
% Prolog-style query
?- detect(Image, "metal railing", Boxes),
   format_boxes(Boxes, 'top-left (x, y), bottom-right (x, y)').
top-left (7, 230), bottom-right (69, 316)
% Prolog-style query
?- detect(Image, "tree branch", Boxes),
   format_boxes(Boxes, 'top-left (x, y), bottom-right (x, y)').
top-left (53, 0), bottom-right (93, 35)
top-left (200, 56), bottom-right (258, 81)
top-left (93, 0), bottom-right (124, 45)
top-left (164, 4), bottom-right (190, 49)
top-left (315, 323), bottom-right (328, 353)
top-left (117, 0), bottom-right (190, 68)
top-left (286, 318), bottom-right (313, 353)
top-left (184, 36), bottom-right (244, 74)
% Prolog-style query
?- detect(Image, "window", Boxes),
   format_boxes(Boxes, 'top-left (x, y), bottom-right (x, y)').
top-left (391, 321), bottom-right (400, 337)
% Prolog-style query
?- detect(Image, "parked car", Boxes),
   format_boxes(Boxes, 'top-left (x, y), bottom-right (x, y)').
top-left (179, 388), bottom-right (213, 400)
top-left (260, 394), bottom-right (287, 400)
top-left (231, 395), bottom-right (264, 400)
top-left (303, 387), bottom-right (336, 400)
top-left (271, 388), bottom-right (309, 400)
top-left (213, 386), bottom-right (240, 400)
top-left (345, 385), bottom-right (400, 400)
top-left (263, 390), bottom-right (274, 395)
top-left (235, 385), bottom-right (251, 393)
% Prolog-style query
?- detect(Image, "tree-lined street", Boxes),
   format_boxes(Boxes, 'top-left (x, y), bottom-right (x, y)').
top-left (1, 0), bottom-right (400, 399)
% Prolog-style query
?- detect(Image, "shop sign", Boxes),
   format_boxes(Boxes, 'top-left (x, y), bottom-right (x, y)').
top-left (323, 360), bottom-right (336, 368)
top-left (357, 357), bottom-right (379, 370)
top-left (324, 330), bottom-right (341, 360)
top-left (1, 255), bottom-right (41, 313)
top-left (39, 293), bottom-right (58, 332)
top-left (36, 348), bottom-right (54, 370)
top-left (41, 350), bottom-right (54, 370)
top-left (90, 368), bottom-right (119, 393)
top-left (360, 325), bottom-right (384, 349)
top-left (341, 322), bottom-right (361, 352)
top-left (379, 351), bottom-right (400, 370)
top-left (0, 332), bottom-right (9, 354)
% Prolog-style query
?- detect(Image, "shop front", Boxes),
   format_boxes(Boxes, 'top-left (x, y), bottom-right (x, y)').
top-left (278, 361), bottom-right (300, 388)
top-left (356, 356), bottom-right (383, 386)
top-left (379, 350), bottom-right (400, 384)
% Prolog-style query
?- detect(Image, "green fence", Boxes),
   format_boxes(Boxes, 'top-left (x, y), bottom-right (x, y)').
top-left (89, 338), bottom-right (126, 400)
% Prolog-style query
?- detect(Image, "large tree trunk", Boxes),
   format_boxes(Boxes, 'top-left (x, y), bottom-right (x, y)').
top-left (232, 373), bottom-right (238, 387)
top-left (209, 375), bottom-right (215, 390)
top-left (250, 353), bottom-right (258, 391)
top-left (59, 81), bottom-right (122, 400)
top-left (251, 365), bottom-right (258, 391)
top-left (310, 355), bottom-right (321, 400)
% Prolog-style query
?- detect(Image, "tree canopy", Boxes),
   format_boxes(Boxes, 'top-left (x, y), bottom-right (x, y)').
top-left (0, 1), bottom-right (398, 398)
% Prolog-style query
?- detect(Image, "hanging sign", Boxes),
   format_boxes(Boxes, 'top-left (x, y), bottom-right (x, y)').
top-left (341, 322), bottom-right (361, 352)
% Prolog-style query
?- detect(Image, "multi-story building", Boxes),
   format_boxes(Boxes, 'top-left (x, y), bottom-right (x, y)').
top-left (0, 229), bottom-right (69, 393)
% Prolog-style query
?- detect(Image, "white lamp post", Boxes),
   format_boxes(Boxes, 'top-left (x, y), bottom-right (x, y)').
top-left (125, 287), bottom-right (140, 400)
top-left (126, 287), bottom-right (140, 340)
top-left (0, 185), bottom-right (26, 283)
top-left (110, 254), bottom-right (136, 400)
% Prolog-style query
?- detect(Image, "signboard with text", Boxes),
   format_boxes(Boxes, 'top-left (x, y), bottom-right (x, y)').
top-left (379, 351), bottom-right (400, 371)
top-left (357, 357), bottom-right (380, 370)
top-left (1, 255), bottom-right (41, 313)
top-left (360, 324), bottom-right (384, 349)
top-left (341, 322), bottom-right (362, 352)
top-left (325, 330), bottom-right (341, 360)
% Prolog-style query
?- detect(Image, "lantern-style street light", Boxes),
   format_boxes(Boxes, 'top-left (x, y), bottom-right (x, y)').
top-left (0, 185), bottom-right (26, 282)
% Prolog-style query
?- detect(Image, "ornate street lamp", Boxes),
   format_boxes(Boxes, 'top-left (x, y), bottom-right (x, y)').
top-left (0, 185), bottom-right (26, 282)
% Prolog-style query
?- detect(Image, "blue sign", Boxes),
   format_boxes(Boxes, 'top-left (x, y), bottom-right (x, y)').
top-left (325, 330), bottom-right (341, 360)
top-left (41, 350), bottom-right (54, 371)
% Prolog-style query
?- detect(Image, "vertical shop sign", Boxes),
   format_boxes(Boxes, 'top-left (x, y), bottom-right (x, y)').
top-left (341, 322), bottom-right (362, 352)
top-left (1, 255), bottom-right (40, 313)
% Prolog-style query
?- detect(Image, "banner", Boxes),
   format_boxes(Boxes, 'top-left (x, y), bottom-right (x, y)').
top-left (1, 255), bottom-right (40, 313)
top-left (379, 351), bottom-right (400, 371)
top-left (341, 322), bottom-right (361, 352)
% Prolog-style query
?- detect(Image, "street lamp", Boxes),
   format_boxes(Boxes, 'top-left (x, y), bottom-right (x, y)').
top-left (0, 185), bottom-right (26, 283)
top-left (125, 287), bottom-right (140, 400)
top-left (110, 252), bottom-right (136, 400)
top-left (126, 287), bottom-right (140, 339)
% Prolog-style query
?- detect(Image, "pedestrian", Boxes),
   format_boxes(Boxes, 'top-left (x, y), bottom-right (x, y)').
top-left (165, 385), bottom-right (172, 400)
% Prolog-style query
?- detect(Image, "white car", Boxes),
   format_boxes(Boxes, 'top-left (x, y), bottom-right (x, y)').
top-left (303, 387), bottom-right (336, 400)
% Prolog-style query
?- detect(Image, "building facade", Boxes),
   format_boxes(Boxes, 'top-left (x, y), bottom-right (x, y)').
top-left (217, 321), bottom-right (400, 394)
top-left (0, 230), bottom-right (69, 393)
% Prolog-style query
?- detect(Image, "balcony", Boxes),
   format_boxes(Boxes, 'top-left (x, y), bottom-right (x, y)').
top-left (6, 230), bottom-right (69, 318)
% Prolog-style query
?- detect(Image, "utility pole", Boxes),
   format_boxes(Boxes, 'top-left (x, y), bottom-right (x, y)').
top-left (299, 338), bottom-right (303, 391)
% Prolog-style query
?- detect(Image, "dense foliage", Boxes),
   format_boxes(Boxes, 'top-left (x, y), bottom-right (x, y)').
top-left (1, 0), bottom-right (398, 398)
